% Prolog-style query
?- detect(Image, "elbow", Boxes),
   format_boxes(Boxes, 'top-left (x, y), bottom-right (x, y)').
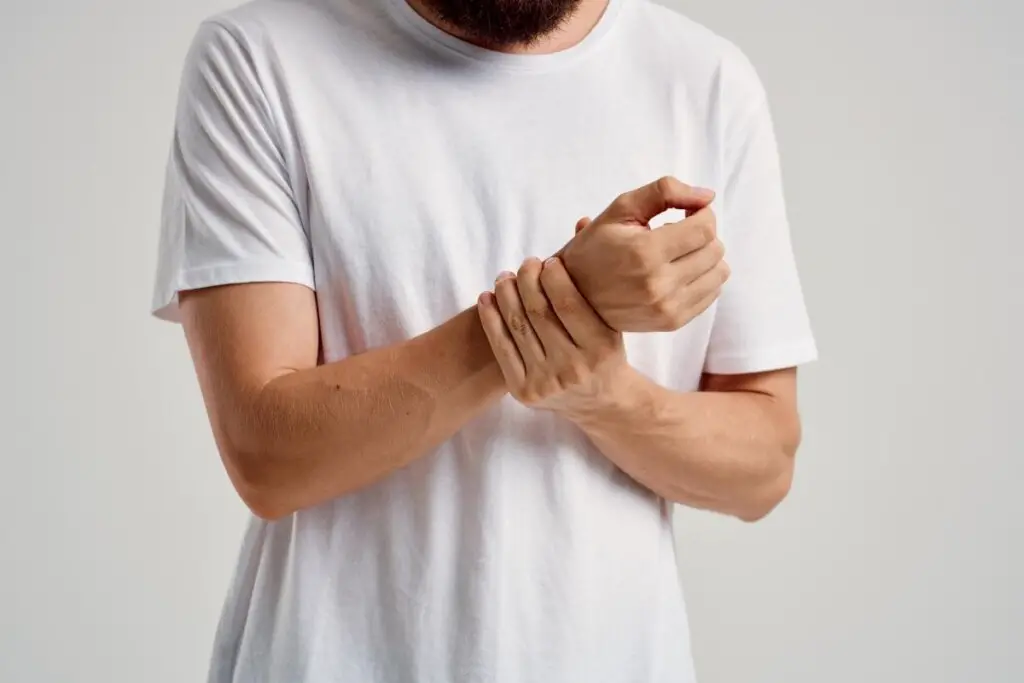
top-left (735, 457), bottom-right (795, 523)
top-left (222, 441), bottom-right (296, 522)
top-left (238, 483), bottom-right (293, 522)
top-left (738, 420), bottom-right (802, 522)
top-left (210, 390), bottom-right (306, 521)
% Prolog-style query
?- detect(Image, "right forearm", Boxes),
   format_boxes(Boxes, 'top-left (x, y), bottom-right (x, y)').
top-left (231, 306), bottom-right (505, 517)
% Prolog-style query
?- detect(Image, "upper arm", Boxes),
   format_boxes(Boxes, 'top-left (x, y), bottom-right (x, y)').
top-left (701, 368), bottom-right (803, 454)
top-left (180, 282), bottom-right (319, 412)
top-left (179, 282), bottom-right (319, 477)
top-left (152, 22), bottom-right (320, 469)
top-left (178, 282), bottom-right (320, 518)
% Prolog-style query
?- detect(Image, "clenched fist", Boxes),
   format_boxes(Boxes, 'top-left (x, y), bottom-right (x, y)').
top-left (560, 176), bottom-right (730, 332)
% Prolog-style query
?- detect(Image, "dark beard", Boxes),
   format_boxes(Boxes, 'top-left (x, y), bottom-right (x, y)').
top-left (420, 0), bottom-right (585, 49)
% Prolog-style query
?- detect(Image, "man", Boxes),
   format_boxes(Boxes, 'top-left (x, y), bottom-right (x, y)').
top-left (152, 0), bottom-right (817, 680)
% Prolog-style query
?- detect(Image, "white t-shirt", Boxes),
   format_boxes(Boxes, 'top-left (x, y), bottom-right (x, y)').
top-left (152, 0), bottom-right (817, 681)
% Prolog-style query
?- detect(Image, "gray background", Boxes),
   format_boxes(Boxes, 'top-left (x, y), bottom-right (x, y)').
top-left (1, 0), bottom-right (1021, 681)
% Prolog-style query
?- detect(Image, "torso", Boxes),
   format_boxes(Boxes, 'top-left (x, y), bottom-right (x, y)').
top-left (200, 1), bottom-right (753, 680)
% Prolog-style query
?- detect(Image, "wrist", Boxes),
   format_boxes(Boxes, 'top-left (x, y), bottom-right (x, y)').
top-left (560, 363), bottom-right (650, 427)
top-left (416, 305), bottom-right (508, 399)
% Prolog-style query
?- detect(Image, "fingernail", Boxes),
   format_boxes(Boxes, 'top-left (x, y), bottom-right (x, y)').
top-left (478, 291), bottom-right (494, 306)
top-left (495, 271), bottom-right (514, 283)
top-left (693, 187), bottom-right (715, 199)
top-left (543, 257), bottom-right (559, 267)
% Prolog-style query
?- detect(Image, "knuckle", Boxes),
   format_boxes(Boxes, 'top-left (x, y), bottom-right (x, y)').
top-left (709, 238), bottom-right (726, 261)
top-left (705, 207), bottom-right (717, 227)
top-left (542, 305), bottom-right (563, 327)
top-left (640, 276), bottom-right (664, 304)
top-left (517, 258), bottom-right (541, 279)
top-left (539, 263), bottom-right (564, 290)
top-left (552, 295), bottom-right (577, 317)
top-left (694, 291), bottom-right (719, 317)
top-left (537, 379), bottom-right (560, 400)
top-left (523, 298), bottom-right (548, 318)
top-left (517, 388), bottom-right (539, 406)
top-left (557, 364), bottom-right (585, 387)
top-left (610, 192), bottom-right (634, 215)
top-left (638, 274), bottom-right (671, 303)
top-left (653, 316), bottom-right (677, 332)
top-left (644, 315), bottom-right (671, 332)
top-left (521, 380), bottom-right (547, 404)
top-left (670, 306), bottom-right (691, 329)
top-left (591, 342), bottom-right (618, 365)
top-left (651, 296), bottom-right (676, 324)
top-left (658, 295), bottom-right (691, 329)
top-left (508, 313), bottom-right (530, 337)
top-left (699, 213), bottom-right (718, 243)
top-left (656, 175), bottom-right (685, 198)
top-left (494, 277), bottom-right (517, 298)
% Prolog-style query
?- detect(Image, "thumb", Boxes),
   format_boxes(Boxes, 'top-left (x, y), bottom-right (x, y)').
top-left (603, 176), bottom-right (715, 224)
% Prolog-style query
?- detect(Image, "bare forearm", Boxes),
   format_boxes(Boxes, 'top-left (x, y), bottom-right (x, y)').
top-left (230, 307), bottom-right (505, 517)
top-left (570, 369), bottom-right (799, 521)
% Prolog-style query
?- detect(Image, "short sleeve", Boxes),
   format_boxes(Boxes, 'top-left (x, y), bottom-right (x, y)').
top-left (703, 93), bottom-right (818, 374)
top-left (151, 21), bottom-right (314, 323)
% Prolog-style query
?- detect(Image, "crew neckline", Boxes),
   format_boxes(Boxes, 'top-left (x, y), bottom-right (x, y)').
top-left (383, 0), bottom-right (627, 72)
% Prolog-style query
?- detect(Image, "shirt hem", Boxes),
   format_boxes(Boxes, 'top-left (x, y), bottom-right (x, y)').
top-left (703, 340), bottom-right (819, 375)
top-left (152, 260), bottom-right (316, 323)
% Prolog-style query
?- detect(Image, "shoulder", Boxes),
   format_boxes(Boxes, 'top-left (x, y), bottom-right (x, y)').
top-left (186, 0), bottom-right (372, 65)
top-left (176, 0), bottom-right (371, 110)
top-left (627, 1), bottom-right (768, 108)
top-left (201, 0), bottom-right (344, 38)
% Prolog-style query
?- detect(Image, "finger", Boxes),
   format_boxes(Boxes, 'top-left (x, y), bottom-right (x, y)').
top-left (649, 206), bottom-right (718, 263)
top-left (690, 286), bottom-right (723, 318)
top-left (516, 258), bottom-right (575, 358)
top-left (671, 260), bottom-right (731, 321)
top-left (539, 257), bottom-right (614, 347)
top-left (599, 176), bottom-right (715, 225)
top-left (681, 269), bottom-right (727, 322)
top-left (655, 261), bottom-right (729, 331)
top-left (477, 292), bottom-right (526, 387)
top-left (669, 236), bottom-right (726, 285)
top-left (494, 271), bottom-right (546, 367)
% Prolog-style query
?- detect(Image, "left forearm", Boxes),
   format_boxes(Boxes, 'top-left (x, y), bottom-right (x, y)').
top-left (570, 369), bottom-right (801, 521)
